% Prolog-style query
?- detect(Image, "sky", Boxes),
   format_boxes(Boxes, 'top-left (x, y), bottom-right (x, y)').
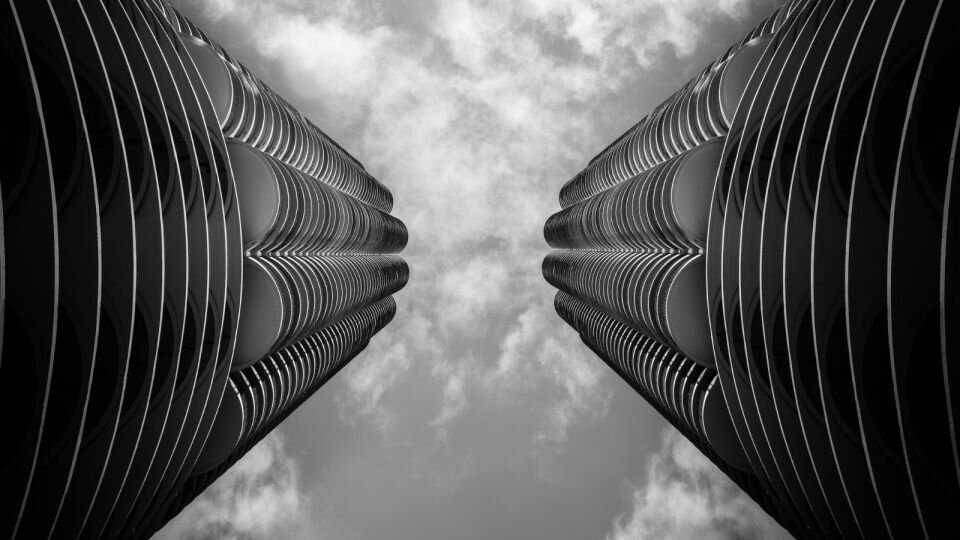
top-left (155, 1), bottom-right (793, 539)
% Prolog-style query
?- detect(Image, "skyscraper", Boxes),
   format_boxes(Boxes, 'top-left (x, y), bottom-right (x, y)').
top-left (544, 1), bottom-right (960, 538)
top-left (0, 1), bottom-right (407, 538)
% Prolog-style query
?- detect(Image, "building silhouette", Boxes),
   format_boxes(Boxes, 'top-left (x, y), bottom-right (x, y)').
top-left (0, 1), bottom-right (407, 538)
top-left (544, 1), bottom-right (960, 538)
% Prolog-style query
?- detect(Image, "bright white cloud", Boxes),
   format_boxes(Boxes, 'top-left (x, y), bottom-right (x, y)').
top-left (259, 17), bottom-right (392, 94)
top-left (155, 433), bottom-right (310, 540)
top-left (514, 0), bottom-right (753, 66)
top-left (197, 0), bottom-right (238, 20)
top-left (605, 429), bottom-right (791, 540)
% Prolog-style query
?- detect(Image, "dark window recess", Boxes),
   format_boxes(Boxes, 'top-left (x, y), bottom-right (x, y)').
top-left (122, 306), bottom-right (151, 414)
top-left (191, 129), bottom-right (214, 214)
top-left (829, 74), bottom-right (872, 207)
top-left (770, 306), bottom-right (795, 400)
top-left (0, 309), bottom-right (42, 461)
top-left (170, 122), bottom-right (195, 212)
top-left (752, 116), bottom-right (782, 211)
top-left (34, 54), bottom-right (83, 208)
top-left (210, 136), bottom-right (232, 212)
top-left (717, 145), bottom-right (738, 204)
top-left (910, 45), bottom-right (957, 210)
top-left (823, 314), bottom-right (858, 442)
top-left (728, 303), bottom-right (748, 376)
top-left (85, 307), bottom-right (121, 436)
top-left (0, 39), bottom-right (42, 208)
top-left (734, 131), bottom-right (759, 210)
top-left (176, 302), bottom-right (199, 388)
top-left (750, 306), bottom-right (770, 387)
top-left (775, 113), bottom-right (802, 210)
top-left (76, 74), bottom-right (119, 209)
top-left (216, 304), bottom-right (234, 374)
top-left (145, 110), bottom-right (174, 210)
top-left (152, 305), bottom-right (176, 398)
top-left (863, 49), bottom-right (921, 211)
top-left (903, 309), bottom-right (951, 471)
top-left (116, 97), bottom-right (150, 211)
top-left (795, 306), bottom-right (822, 416)
top-left (198, 303), bottom-right (218, 374)
top-left (800, 91), bottom-right (834, 211)
top-left (46, 306), bottom-right (83, 452)
top-left (712, 302), bottom-right (729, 361)
top-left (860, 312), bottom-right (898, 458)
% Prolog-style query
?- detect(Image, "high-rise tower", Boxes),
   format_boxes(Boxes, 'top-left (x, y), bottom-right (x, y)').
top-left (543, 1), bottom-right (960, 538)
top-left (0, 1), bottom-right (407, 538)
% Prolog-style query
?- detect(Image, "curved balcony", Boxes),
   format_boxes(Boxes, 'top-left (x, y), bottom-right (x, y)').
top-left (546, 141), bottom-right (722, 251)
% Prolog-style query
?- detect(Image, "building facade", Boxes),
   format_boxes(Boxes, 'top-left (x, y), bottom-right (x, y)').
top-left (543, 1), bottom-right (960, 538)
top-left (0, 1), bottom-right (407, 538)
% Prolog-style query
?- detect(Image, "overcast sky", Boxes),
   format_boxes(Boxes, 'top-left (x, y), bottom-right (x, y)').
top-left (155, 1), bottom-right (792, 539)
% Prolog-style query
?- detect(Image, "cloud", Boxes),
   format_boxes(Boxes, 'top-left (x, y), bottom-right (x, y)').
top-left (488, 304), bottom-right (551, 382)
top-left (535, 332), bottom-right (610, 445)
top-left (336, 329), bottom-right (416, 434)
top-left (604, 429), bottom-right (791, 540)
top-left (258, 17), bottom-right (395, 99)
top-left (430, 359), bottom-right (470, 440)
top-left (435, 253), bottom-right (512, 335)
top-left (196, 0), bottom-right (238, 20)
top-left (155, 433), bottom-right (311, 540)
top-left (487, 303), bottom-right (611, 447)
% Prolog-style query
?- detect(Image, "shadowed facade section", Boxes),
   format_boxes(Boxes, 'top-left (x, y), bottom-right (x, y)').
top-left (0, 1), bottom-right (407, 538)
top-left (543, 1), bottom-right (960, 538)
